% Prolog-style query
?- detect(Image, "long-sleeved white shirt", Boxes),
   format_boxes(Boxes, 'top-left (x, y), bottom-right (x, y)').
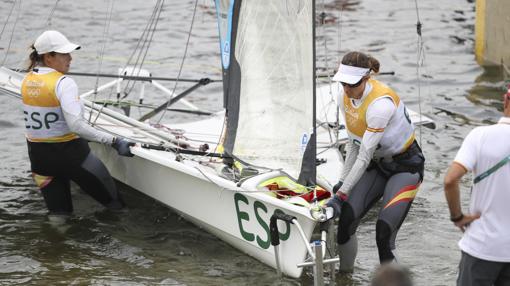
top-left (339, 83), bottom-right (396, 195)
top-left (35, 67), bottom-right (115, 145)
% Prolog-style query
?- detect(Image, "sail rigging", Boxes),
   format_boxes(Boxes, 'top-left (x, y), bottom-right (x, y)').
top-left (216, 0), bottom-right (317, 185)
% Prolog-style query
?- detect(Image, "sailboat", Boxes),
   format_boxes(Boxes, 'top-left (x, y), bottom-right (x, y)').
top-left (0, 0), bottom-right (434, 279)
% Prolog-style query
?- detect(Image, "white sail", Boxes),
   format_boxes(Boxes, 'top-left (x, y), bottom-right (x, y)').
top-left (223, 1), bottom-right (315, 182)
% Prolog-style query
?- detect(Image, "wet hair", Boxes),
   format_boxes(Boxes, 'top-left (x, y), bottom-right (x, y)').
top-left (371, 263), bottom-right (413, 286)
top-left (27, 44), bottom-right (55, 70)
top-left (341, 51), bottom-right (380, 74)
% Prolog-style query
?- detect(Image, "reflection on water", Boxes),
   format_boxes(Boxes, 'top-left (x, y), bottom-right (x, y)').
top-left (0, 0), bottom-right (508, 285)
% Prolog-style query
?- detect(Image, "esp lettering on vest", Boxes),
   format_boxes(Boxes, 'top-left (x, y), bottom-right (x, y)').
top-left (24, 111), bottom-right (60, 130)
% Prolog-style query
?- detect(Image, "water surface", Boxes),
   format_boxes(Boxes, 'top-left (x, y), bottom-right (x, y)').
top-left (0, 0), bottom-right (506, 285)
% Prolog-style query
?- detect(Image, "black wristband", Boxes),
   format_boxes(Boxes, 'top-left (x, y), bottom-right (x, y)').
top-left (450, 213), bottom-right (464, 222)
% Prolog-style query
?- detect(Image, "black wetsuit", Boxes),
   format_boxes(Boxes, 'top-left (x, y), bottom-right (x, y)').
top-left (28, 138), bottom-right (124, 214)
top-left (337, 141), bottom-right (424, 263)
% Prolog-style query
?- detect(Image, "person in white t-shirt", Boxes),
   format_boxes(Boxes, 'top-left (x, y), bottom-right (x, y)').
top-left (22, 30), bottom-right (135, 220)
top-left (444, 88), bottom-right (510, 286)
top-left (326, 51), bottom-right (425, 272)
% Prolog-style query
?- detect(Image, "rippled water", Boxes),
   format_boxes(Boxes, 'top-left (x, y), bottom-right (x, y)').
top-left (0, 0), bottom-right (506, 285)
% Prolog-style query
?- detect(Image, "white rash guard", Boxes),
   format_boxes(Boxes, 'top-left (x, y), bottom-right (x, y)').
top-left (339, 83), bottom-right (397, 195)
top-left (34, 67), bottom-right (115, 145)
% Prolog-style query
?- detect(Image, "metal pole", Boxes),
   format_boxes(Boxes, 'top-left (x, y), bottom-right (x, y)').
top-left (313, 241), bottom-right (324, 286)
top-left (296, 257), bottom-right (339, 268)
top-left (80, 78), bottom-right (123, 98)
top-left (139, 78), bottom-right (211, 121)
top-left (328, 223), bottom-right (336, 282)
top-left (292, 219), bottom-right (315, 259)
top-left (274, 244), bottom-right (282, 278)
top-left (64, 70), bottom-right (220, 83)
top-left (82, 98), bottom-right (189, 147)
top-left (151, 80), bottom-right (198, 110)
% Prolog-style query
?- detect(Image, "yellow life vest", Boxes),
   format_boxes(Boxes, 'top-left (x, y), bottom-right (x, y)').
top-left (343, 79), bottom-right (415, 156)
top-left (21, 71), bottom-right (79, 143)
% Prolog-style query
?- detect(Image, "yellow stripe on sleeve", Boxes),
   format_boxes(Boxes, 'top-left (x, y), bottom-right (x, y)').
top-left (366, 127), bottom-right (385, 133)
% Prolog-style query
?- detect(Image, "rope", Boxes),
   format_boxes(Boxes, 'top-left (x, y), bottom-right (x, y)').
top-left (124, 2), bottom-right (164, 97)
top-left (89, 1), bottom-right (167, 124)
top-left (319, 0), bottom-right (329, 79)
top-left (192, 165), bottom-right (317, 198)
top-left (213, 115), bottom-right (227, 155)
top-left (89, 0), bottom-right (116, 125)
top-left (335, 4), bottom-right (344, 143)
top-left (318, 0), bottom-right (337, 145)
top-left (0, 0), bottom-right (17, 42)
top-left (1, 0), bottom-right (21, 67)
top-left (11, 0), bottom-right (62, 70)
top-left (414, 0), bottom-right (424, 147)
top-left (45, 0), bottom-right (61, 28)
top-left (121, 5), bottom-right (158, 74)
top-left (156, 0), bottom-right (199, 124)
top-left (121, 0), bottom-right (164, 98)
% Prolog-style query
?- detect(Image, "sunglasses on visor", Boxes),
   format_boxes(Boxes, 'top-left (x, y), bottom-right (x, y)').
top-left (340, 77), bottom-right (365, 88)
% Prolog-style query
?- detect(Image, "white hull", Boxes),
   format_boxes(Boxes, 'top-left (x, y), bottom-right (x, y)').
top-left (82, 82), bottom-right (349, 278)
top-left (91, 142), bottom-right (319, 278)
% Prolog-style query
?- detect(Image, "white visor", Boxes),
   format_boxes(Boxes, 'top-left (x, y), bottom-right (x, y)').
top-left (332, 64), bottom-right (370, 84)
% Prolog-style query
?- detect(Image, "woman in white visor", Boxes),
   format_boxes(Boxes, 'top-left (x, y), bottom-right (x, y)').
top-left (326, 51), bottom-right (425, 272)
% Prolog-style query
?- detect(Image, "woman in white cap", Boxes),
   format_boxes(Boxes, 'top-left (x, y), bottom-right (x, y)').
top-left (326, 51), bottom-right (425, 272)
top-left (21, 30), bottom-right (134, 219)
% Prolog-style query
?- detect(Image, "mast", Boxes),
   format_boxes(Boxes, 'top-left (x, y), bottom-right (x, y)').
top-left (299, 0), bottom-right (317, 186)
top-left (215, 0), bottom-right (241, 163)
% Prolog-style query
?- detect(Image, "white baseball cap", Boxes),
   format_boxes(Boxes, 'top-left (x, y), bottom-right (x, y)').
top-left (332, 64), bottom-right (370, 84)
top-left (34, 30), bottom-right (80, 55)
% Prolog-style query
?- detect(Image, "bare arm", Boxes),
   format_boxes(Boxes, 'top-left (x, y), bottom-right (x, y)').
top-left (443, 162), bottom-right (481, 232)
